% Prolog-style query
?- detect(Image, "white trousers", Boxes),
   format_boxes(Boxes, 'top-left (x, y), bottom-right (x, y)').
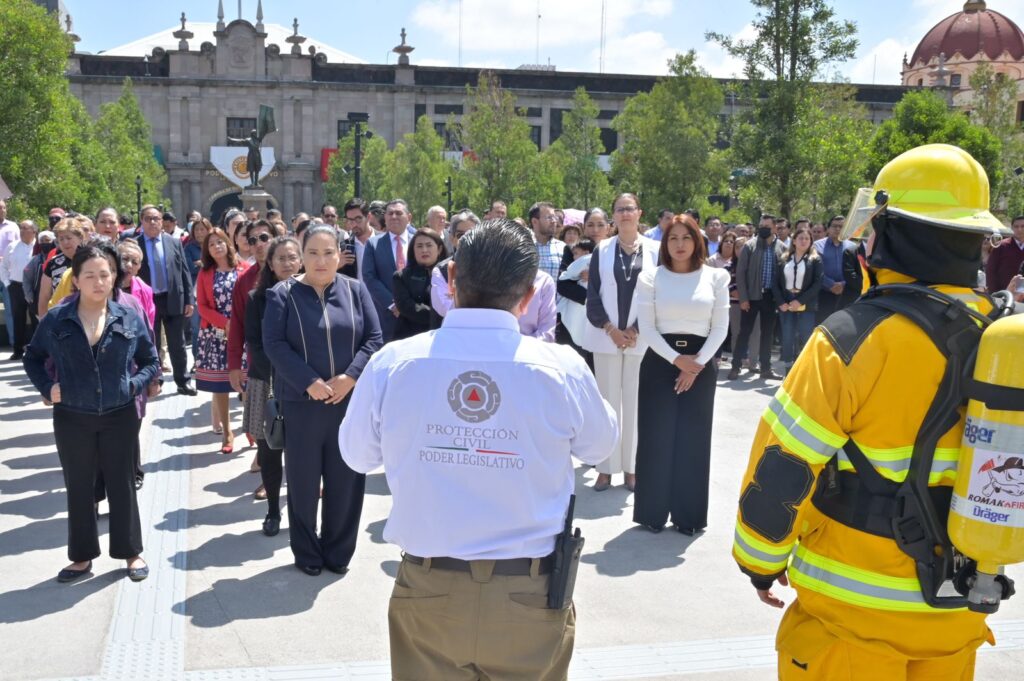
top-left (593, 351), bottom-right (642, 475)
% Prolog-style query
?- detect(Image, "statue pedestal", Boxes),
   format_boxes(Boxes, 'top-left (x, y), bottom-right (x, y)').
top-left (240, 187), bottom-right (273, 213)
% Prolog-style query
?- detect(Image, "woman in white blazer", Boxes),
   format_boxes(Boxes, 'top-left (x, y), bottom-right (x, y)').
top-left (583, 193), bottom-right (659, 492)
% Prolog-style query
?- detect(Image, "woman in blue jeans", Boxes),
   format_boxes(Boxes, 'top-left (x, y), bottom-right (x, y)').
top-left (772, 225), bottom-right (823, 374)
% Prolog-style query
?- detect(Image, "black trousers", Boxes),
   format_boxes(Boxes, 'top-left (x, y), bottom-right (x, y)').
top-left (257, 438), bottom-right (284, 517)
top-left (152, 293), bottom-right (188, 386)
top-left (8, 281), bottom-right (31, 355)
top-left (816, 289), bottom-right (859, 325)
top-left (634, 341), bottom-right (717, 530)
top-left (94, 413), bottom-right (143, 503)
top-left (53, 404), bottom-right (143, 562)
top-left (282, 399), bottom-right (365, 569)
top-left (731, 293), bottom-right (778, 371)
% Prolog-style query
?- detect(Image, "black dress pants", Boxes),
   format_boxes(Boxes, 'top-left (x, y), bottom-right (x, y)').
top-left (8, 281), bottom-right (30, 355)
top-left (282, 399), bottom-right (365, 569)
top-left (53, 404), bottom-right (143, 562)
top-left (634, 340), bottom-right (717, 530)
top-left (731, 294), bottom-right (778, 371)
top-left (152, 293), bottom-right (188, 386)
top-left (257, 438), bottom-right (284, 517)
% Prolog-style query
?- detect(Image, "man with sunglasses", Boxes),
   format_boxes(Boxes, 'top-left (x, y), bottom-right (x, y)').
top-left (228, 219), bottom-right (280, 395)
top-left (985, 216), bottom-right (1024, 294)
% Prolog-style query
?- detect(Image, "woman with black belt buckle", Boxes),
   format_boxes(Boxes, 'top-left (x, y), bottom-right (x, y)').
top-left (634, 214), bottom-right (729, 535)
top-left (263, 225), bottom-right (383, 576)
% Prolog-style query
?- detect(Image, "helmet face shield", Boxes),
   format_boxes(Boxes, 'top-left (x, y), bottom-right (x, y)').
top-left (841, 187), bottom-right (883, 242)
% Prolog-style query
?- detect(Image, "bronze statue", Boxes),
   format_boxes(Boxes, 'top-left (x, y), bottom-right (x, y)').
top-left (228, 106), bottom-right (276, 190)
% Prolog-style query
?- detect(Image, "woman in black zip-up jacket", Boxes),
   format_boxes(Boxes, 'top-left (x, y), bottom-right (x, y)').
top-left (263, 225), bottom-right (383, 576)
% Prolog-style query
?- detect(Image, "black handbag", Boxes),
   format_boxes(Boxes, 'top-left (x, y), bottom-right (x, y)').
top-left (264, 378), bottom-right (285, 450)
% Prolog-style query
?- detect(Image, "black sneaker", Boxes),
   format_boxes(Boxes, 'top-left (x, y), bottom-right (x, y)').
top-left (262, 515), bottom-right (280, 536)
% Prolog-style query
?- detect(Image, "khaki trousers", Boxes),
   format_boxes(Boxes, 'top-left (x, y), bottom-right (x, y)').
top-left (389, 556), bottom-right (575, 681)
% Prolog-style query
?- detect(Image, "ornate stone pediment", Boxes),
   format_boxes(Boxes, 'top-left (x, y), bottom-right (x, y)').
top-left (214, 20), bottom-right (267, 78)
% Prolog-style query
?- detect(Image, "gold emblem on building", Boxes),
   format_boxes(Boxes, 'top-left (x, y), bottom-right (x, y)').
top-left (231, 156), bottom-right (249, 180)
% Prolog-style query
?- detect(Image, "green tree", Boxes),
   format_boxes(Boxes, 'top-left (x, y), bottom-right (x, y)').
top-left (868, 89), bottom-right (1001, 186)
top-left (967, 62), bottom-right (1024, 217)
top-left (454, 72), bottom-right (538, 216)
top-left (94, 79), bottom-right (168, 209)
top-left (323, 128), bottom-right (393, 206)
top-left (610, 52), bottom-right (724, 212)
top-left (390, 116), bottom-right (451, 224)
top-left (546, 87), bottom-right (613, 209)
top-left (709, 0), bottom-right (859, 216)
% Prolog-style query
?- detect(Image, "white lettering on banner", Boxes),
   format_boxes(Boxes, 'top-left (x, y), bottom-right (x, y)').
top-left (951, 449), bottom-right (1024, 528)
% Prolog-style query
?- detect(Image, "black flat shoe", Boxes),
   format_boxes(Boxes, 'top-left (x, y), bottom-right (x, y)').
top-left (127, 563), bottom-right (149, 582)
top-left (57, 561), bottom-right (92, 583)
top-left (262, 515), bottom-right (280, 537)
top-left (641, 523), bottom-right (664, 534)
top-left (324, 564), bottom-right (349, 575)
top-left (296, 564), bottom-right (322, 576)
top-left (176, 382), bottom-right (198, 396)
top-left (675, 525), bottom-right (706, 536)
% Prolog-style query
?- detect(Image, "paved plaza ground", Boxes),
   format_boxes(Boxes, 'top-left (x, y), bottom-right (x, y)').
top-left (1, 357), bottom-right (1023, 681)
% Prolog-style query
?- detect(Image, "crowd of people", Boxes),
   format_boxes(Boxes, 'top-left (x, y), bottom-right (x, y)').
top-left (1, 193), bottom-right (1022, 583)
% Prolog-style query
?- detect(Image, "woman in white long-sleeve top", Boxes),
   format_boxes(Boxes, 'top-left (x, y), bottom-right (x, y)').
top-left (583, 193), bottom-right (659, 492)
top-left (633, 214), bottom-right (730, 535)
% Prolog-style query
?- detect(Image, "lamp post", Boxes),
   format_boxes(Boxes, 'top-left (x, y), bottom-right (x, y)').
top-left (445, 176), bottom-right (453, 214)
top-left (135, 175), bottom-right (142, 221)
top-left (347, 112), bottom-right (371, 198)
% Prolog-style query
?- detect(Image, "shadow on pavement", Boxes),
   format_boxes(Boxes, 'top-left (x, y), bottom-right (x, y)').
top-left (0, 431), bottom-right (57, 451)
top-left (365, 472), bottom-right (390, 496)
top-left (1, 407), bottom-right (54, 422)
top-left (365, 518), bottom-right (386, 544)
top-left (0, 469), bottom-right (65, 495)
top-left (3, 451), bottom-right (59, 470)
top-left (0, 516), bottom-right (105, 557)
top-left (380, 559), bottom-right (399, 578)
top-left (0, 570), bottom-right (121, 623)
top-left (581, 525), bottom-right (699, 577)
top-left (0, 489), bottom-right (65, 520)
top-left (203, 469), bottom-right (264, 499)
top-left (172, 564), bottom-right (345, 627)
top-left (168, 530), bottom-right (289, 571)
top-left (573, 465), bottom-right (630, 520)
top-left (155, 495), bottom-right (262, 532)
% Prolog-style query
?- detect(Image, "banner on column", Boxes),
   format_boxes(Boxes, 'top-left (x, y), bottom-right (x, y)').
top-left (210, 147), bottom-right (276, 188)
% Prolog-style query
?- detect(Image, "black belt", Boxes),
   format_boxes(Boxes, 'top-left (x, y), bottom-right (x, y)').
top-left (404, 554), bottom-right (553, 576)
top-left (661, 333), bottom-right (707, 353)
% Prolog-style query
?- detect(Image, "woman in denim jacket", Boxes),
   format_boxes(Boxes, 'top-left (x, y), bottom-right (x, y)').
top-left (23, 245), bottom-right (160, 583)
top-left (263, 225), bottom-right (383, 576)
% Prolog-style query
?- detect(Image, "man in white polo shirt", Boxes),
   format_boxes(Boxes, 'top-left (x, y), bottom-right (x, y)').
top-left (340, 218), bottom-right (618, 681)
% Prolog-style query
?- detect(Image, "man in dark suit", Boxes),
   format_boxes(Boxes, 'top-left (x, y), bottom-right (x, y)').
top-left (814, 215), bottom-right (864, 324)
top-left (136, 204), bottom-right (197, 395)
top-left (361, 198), bottom-right (416, 342)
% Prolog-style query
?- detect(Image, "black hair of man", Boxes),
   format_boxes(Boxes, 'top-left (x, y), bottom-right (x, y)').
top-left (295, 219), bottom-right (313, 237)
top-left (658, 209), bottom-right (674, 220)
top-left (704, 215), bottom-right (720, 226)
top-left (760, 213), bottom-right (776, 223)
top-left (683, 208), bottom-right (700, 223)
top-left (321, 204), bottom-right (337, 216)
top-left (827, 215), bottom-right (845, 228)
top-left (454, 218), bottom-right (539, 311)
top-left (774, 217), bottom-right (789, 228)
top-left (1011, 215), bottom-right (1024, 225)
top-left (245, 219), bottom-right (274, 239)
top-left (527, 201), bottom-right (555, 224)
top-left (266, 209), bottom-right (282, 221)
top-left (794, 218), bottom-right (810, 228)
top-left (344, 198), bottom-right (370, 216)
top-left (385, 199), bottom-right (409, 213)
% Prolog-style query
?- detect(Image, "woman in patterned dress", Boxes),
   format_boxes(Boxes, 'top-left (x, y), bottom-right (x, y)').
top-left (194, 227), bottom-right (247, 453)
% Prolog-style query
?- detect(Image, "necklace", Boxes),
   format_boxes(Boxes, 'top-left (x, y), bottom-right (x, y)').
top-left (617, 241), bottom-right (642, 282)
top-left (79, 309), bottom-right (106, 335)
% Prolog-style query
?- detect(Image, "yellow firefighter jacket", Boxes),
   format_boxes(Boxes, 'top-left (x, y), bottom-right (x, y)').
top-left (733, 269), bottom-right (995, 659)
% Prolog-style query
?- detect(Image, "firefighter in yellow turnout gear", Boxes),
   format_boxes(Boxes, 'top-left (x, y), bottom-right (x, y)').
top-left (733, 144), bottom-right (1014, 680)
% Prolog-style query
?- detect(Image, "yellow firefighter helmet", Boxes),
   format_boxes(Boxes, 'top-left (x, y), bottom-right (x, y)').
top-left (843, 144), bottom-right (1007, 241)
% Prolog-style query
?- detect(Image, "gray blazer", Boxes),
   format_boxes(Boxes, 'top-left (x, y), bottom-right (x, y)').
top-left (735, 237), bottom-right (788, 303)
top-left (134, 232), bottom-right (195, 315)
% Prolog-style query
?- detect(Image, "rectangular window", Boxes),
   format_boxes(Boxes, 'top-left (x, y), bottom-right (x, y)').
top-left (414, 103), bottom-right (427, 126)
top-left (599, 127), bottom-right (618, 154)
top-left (1018, 101), bottom-right (1024, 125)
top-left (598, 109), bottom-right (618, 120)
top-left (337, 120), bottom-right (353, 140)
top-left (524, 107), bottom-right (542, 118)
top-left (434, 104), bottom-right (464, 116)
top-left (227, 117), bottom-right (257, 146)
top-left (950, 73), bottom-right (962, 88)
top-left (549, 108), bottom-right (568, 144)
top-left (435, 122), bottom-right (461, 151)
top-left (530, 125), bottom-right (542, 149)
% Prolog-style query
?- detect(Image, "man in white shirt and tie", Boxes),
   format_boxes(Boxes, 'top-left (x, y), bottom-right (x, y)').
top-left (340, 218), bottom-right (618, 681)
top-left (362, 198), bottom-right (415, 342)
top-left (1, 219), bottom-right (37, 359)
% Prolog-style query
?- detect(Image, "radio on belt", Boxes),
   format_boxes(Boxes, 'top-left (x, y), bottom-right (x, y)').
top-left (547, 494), bottom-right (584, 610)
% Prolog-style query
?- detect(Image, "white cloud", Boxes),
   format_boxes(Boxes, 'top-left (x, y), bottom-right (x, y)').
top-left (695, 23), bottom-right (755, 78)
top-left (411, 0), bottom-right (673, 54)
top-left (847, 38), bottom-right (918, 85)
top-left (587, 31), bottom-right (679, 75)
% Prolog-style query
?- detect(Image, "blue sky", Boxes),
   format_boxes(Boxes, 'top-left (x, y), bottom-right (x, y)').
top-left (68, 0), bottom-right (1024, 85)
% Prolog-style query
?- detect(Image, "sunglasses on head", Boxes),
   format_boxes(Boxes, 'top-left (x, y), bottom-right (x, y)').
top-left (247, 233), bottom-right (272, 246)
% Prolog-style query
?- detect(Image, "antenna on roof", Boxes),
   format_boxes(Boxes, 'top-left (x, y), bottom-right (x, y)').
top-left (599, 0), bottom-right (607, 73)
top-left (536, 0), bottom-right (541, 66)
top-left (458, 0), bottom-right (463, 67)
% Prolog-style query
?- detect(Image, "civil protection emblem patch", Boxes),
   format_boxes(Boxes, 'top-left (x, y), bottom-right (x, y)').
top-left (447, 371), bottom-right (501, 423)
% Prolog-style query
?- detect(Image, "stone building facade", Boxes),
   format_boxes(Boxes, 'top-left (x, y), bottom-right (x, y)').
top-left (65, 8), bottom-right (910, 221)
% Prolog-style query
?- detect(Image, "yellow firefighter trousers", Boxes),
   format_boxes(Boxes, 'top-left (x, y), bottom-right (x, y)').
top-left (777, 601), bottom-right (978, 681)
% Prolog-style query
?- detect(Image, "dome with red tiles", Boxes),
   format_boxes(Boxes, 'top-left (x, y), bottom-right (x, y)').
top-left (909, 1), bottom-right (1024, 68)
